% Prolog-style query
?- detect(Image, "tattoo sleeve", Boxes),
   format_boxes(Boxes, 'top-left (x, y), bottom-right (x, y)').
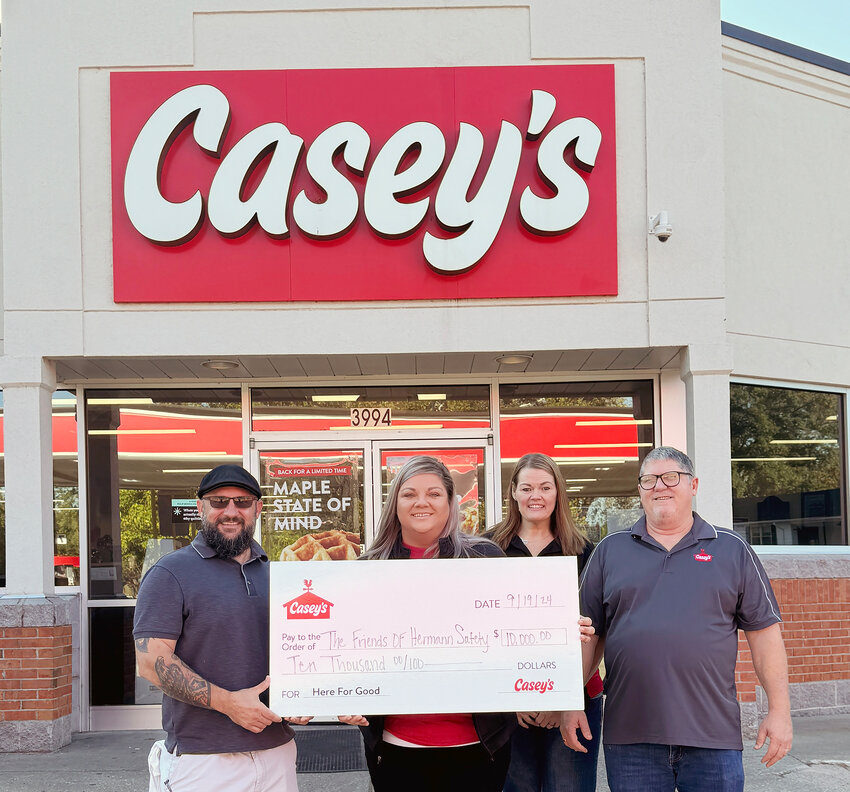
top-left (154, 654), bottom-right (213, 709)
top-left (135, 637), bottom-right (151, 653)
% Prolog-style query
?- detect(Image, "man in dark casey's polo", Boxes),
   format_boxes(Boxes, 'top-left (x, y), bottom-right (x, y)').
top-left (134, 465), bottom-right (309, 792)
top-left (562, 446), bottom-right (792, 792)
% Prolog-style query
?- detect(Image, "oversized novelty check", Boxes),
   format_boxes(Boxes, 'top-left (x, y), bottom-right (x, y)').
top-left (269, 556), bottom-right (584, 716)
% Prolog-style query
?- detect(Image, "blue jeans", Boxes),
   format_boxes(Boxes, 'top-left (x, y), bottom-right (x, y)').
top-left (604, 743), bottom-right (744, 792)
top-left (503, 693), bottom-right (603, 792)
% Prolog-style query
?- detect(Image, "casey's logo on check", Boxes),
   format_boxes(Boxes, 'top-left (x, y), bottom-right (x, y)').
top-left (515, 678), bottom-right (555, 694)
top-left (284, 580), bottom-right (334, 620)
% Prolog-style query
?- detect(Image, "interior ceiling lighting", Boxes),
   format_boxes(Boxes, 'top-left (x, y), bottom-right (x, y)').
top-left (162, 468), bottom-right (214, 474)
top-left (88, 398), bottom-right (154, 405)
top-left (88, 429), bottom-right (197, 436)
top-left (311, 394), bottom-right (360, 402)
top-left (201, 359), bottom-right (239, 370)
top-left (575, 419), bottom-right (654, 426)
top-left (495, 354), bottom-right (533, 365)
top-left (554, 442), bottom-right (653, 449)
top-left (732, 457), bottom-right (816, 462)
top-left (769, 439), bottom-right (837, 445)
top-left (417, 393), bottom-right (447, 401)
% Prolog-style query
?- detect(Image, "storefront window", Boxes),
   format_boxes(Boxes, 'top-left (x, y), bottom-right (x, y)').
top-left (85, 389), bottom-right (242, 599)
top-left (252, 385), bottom-right (490, 432)
top-left (498, 381), bottom-right (655, 543)
top-left (730, 383), bottom-right (846, 545)
top-left (53, 391), bottom-right (80, 587)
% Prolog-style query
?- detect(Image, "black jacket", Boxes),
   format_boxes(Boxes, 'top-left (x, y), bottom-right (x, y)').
top-left (358, 534), bottom-right (517, 757)
top-left (492, 533), bottom-right (594, 576)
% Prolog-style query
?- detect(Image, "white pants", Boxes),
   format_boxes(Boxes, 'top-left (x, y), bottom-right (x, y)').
top-left (148, 739), bottom-right (299, 792)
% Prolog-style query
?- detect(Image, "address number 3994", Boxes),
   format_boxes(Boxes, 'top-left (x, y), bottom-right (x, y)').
top-left (350, 407), bottom-right (392, 428)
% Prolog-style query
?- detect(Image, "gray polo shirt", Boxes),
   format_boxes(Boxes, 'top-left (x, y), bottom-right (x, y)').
top-left (580, 512), bottom-right (781, 750)
top-left (133, 533), bottom-right (294, 754)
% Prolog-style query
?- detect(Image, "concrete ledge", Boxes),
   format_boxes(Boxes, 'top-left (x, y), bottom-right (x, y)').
top-left (758, 554), bottom-right (850, 579)
top-left (748, 680), bottom-right (850, 733)
top-left (0, 596), bottom-right (74, 627)
top-left (0, 716), bottom-right (72, 753)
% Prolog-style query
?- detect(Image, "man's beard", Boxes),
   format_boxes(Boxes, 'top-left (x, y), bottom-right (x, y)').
top-left (200, 514), bottom-right (256, 559)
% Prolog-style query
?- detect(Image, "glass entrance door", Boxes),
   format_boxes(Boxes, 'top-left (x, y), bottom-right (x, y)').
top-left (253, 438), bottom-right (493, 561)
top-left (372, 441), bottom-right (492, 538)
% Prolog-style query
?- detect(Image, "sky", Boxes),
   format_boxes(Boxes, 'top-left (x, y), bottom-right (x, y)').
top-left (0, 2), bottom-right (846, 63)
top-left (721, 0), bottom-right (850, 62)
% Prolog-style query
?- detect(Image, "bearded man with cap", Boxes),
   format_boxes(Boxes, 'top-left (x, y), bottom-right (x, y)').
top-left (134, 464), bottom-right (307, 792)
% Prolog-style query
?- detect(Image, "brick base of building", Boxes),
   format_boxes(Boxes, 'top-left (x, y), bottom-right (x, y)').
top-left (736, 554), bottom-right (850, 737)
top-left (0, 597), bottom-right (74, 752)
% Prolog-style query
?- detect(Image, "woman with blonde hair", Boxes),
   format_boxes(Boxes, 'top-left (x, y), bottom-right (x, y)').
top-left (486, 453), bottom-right (603, 792)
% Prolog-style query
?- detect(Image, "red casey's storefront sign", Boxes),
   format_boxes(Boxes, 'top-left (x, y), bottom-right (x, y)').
top-left (110, 65), bottom-right (616, 302)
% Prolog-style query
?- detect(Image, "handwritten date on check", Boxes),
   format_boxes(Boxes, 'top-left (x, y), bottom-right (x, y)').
top-left (269, 556), bottom-right (585, 716)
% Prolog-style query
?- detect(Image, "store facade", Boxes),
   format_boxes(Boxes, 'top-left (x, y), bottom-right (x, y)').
top-left (0, 1), bottom-right (848, 750)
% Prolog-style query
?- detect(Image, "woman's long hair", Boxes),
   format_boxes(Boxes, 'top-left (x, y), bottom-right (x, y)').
top-left (490, 453), bottom-right (587, 556)
top-left (362, 455), bottom-right (495, 559)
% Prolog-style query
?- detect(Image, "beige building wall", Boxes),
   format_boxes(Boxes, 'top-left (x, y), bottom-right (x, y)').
top-left (723, 36), bottom-right (850, 388)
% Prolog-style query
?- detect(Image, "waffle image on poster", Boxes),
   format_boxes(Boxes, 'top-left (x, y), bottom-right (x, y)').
top-left (280, 530), bottom-right (362, 562)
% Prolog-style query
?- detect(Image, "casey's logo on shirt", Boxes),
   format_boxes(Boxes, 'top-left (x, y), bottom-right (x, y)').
top-left (283, 579), bottom-right (334, 620)
top-left (694, 549), bottom-right (713, 563)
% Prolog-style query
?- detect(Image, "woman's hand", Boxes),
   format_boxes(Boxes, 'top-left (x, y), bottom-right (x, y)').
top-left (337, 715), bottom-right (369, 726)
top-left (534, 711), bottom-right (560, 729)
top-left (516, 711), bottom-right (538, 729)
top-left (284, 716), bottom-right (313, 725)
top-left (578, 616), bottom-right (595, 644)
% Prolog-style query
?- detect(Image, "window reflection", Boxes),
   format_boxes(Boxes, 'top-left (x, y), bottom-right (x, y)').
top-left (730, 383), bottom-right (845, 545)
top-left (252, 385), bottom-right (490, 432)
top-left (498, 381), bottom-right (655, 542)
top-left (85, 389), bottom-right (242, 598)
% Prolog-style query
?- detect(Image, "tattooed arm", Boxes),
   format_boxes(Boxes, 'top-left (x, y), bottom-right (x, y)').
top-left (134, 636), bottom-right (282, 733)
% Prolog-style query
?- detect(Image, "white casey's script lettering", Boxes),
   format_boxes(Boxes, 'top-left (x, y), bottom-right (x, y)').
top-left (123, 86), bottom-right (603, 274)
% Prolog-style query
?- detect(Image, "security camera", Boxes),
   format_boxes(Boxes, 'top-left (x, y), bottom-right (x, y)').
top-left (648, 211), bottom-right (672, 242)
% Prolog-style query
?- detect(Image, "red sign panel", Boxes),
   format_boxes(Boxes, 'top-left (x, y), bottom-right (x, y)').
top-left (110, 66), bottom-right (617, 302)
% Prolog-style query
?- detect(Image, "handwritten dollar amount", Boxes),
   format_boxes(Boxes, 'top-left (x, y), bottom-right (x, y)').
top-left (494, 628), bottom-right (568, 647)
top-left (393, 655), bottom-right (425, 670)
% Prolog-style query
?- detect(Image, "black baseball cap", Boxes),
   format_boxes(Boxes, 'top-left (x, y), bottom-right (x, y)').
top-left (197, 465), bottom-right (262, 499)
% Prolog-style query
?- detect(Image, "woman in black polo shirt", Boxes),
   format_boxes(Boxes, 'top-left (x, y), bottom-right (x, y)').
top-left (486, 453), bottom-right (603, 792)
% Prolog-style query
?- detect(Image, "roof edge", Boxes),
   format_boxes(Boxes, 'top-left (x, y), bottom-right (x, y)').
top-left (721, 21), bottom-right (850, 77)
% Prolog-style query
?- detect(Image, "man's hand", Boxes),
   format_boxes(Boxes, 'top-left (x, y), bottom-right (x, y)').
top-left (218, 676), bottom-right (283, 734)
top-left (559, 709), bottom-right (591, 752)
top-left (744, 623), bottom-right (792, 768)
top-left (516, 712), bottom-right (538, 729)
top-left (534, 711), bottom-right (560, 729)
top-left (754, 710), bottom-right (793, 767)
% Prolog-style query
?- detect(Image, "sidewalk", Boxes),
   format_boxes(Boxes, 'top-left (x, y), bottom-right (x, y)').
top-left (0, 714), bottom-right (847, 791)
